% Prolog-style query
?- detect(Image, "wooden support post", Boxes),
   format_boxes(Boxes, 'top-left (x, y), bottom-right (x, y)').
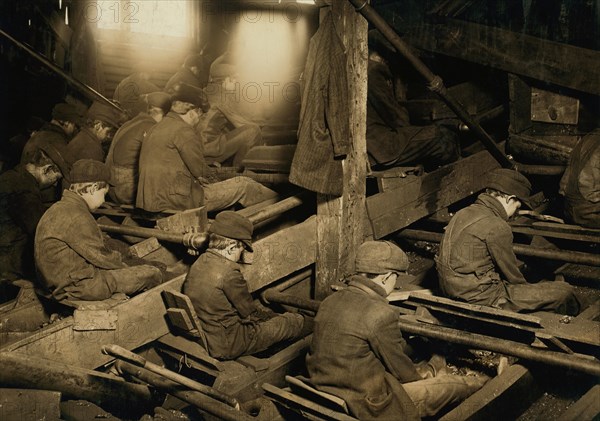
top-left (315, 2), bottom-right (368, 300)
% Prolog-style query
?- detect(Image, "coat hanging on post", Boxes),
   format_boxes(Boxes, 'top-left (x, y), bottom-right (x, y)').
top-left (289, 11), bottom-right (350, 196)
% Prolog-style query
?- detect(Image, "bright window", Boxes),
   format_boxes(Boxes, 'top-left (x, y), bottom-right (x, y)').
top-left (94, 0), bottom-right (189, 37)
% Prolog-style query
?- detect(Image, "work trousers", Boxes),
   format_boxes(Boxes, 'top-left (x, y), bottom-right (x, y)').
top-left (59, 265), bottom-right (162, 301)
top-left (204, 124), bottom-right (261, 167)
top-left (499, 280), bottom-right (580, 316)
top-left (214, 312), bottom-right (304, 360)
top-left (374, 125), bottom-right (459, 172)
top-left (403, 374), bottom-right (488, 418)
top-left (203, 176), bottom-right (278, 213)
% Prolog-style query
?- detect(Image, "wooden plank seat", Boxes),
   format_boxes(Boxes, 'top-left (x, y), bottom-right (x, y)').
top-left (262, 376), bottom-right (357, 421)
top-left (162, 290), bottom-right (279, 372)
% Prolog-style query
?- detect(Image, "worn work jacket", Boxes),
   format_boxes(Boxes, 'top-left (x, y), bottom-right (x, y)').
top-left (66, 126), bottom-right (105, 165)
top-left (559, 130), bottom-right (600, 228)
top-left (436, 193), bottom-right (527, 306)
top-left (289, 11), bottom-right (350, 196)
top-left (183, 250), bottom-right (260, 359)
top-left (136, 112), bottom-right (210, 212)
top-left (105, 113), bottom-right (156, 204)
top-left (0, 166), bottom-right (46, 279)
top-left (35, 190), bottom-right (125, 299)
top-left (306, 275), bottom-right (420, 421)
top-left (21, 123), bottom-right (69, 164)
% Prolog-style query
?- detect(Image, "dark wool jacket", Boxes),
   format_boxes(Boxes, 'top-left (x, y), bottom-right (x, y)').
top-left (106, 113), bottom-right (155, 204)
top-left (66, 126), bottom-right (105, 165)
top-left (21, 122), bottom-right (69, 164)
top-left (306, 275), bottom-right (420, 421)
top-left (289, 11), bottom-right (350, 196)
top-left (136, 111), bottom-right (210, 212)
top-left (0, 166), bottom-right (46, 278)
top-left (183, 250), bottom-right (260, 359)
top-left (35, 190), bottom-right (125, 299)
top-left (560, 130), bottom-right (600, 228)
top-left (437, 193), bottom-right (527, 306)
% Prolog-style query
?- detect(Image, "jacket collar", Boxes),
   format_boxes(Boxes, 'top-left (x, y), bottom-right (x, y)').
top-left (41, 122), bottom-right (68, 138)
top-left (79, 126), bottom-right (101, 143)
top-left (201, 249), bottom-right (241, 270)
top-left (475, 193), bottom-right (509, 221)
top-left (347, 274), bottom-right (388, 299)
top-left (61, 189), bottom-right (89, 211)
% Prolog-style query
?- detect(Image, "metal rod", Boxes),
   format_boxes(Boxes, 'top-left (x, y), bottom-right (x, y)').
top-left (516, 164), bottom-right (566, 176)
top-left (398, 229), bottom-right (600, 266)
top-left (260, 294), bottom-right (600, 376)
top-left (98, 224), bottom-right (208, 249)
top-left (246, 195), bottom-right (305, 225)
top-left (115, 360), bottom-right (254, 421)
top-left (103, 344), bottom-right (240, 409)
top-left (398, 318), bottom-right (600, 377)
top-left (0, 29), bottom-right (123, 112)
top-left (347, 0), bottom-right (514, 169)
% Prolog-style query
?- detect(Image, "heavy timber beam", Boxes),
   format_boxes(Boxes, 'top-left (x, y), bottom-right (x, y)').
top-left (0, 352), bottom-right (154, 414)
top-left (397, 18), bottom-right (600, 96)
top-left (397, 229), bottom-right (600, 267)
top-left (348, 0), bottom-right (513, 169)
top-left (315, 2), bottom-right (368, 299)
top-left (366, 149), bottom-right (501, 238)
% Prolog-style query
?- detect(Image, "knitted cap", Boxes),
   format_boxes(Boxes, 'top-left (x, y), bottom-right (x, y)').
top-left (485, 168), bottom-right (532, 208)
top-left (209, 211), bottom-right (253, 251)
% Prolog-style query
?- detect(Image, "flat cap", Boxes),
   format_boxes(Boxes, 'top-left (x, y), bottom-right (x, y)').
top-left (146, 91), bottom-right (172, 114)
top-left (39, 143), bottom-right (70, 178)
top-left (70, 159), bottom-right (113, 185)
top-left (87, 101), bottom-right (122, 128)
top-left (52, 103), bottom-right (82, 125)
top-left (485, 168), bottom-right (532, 208)
top-left (355, 241), bottom-right (409, 274)
top-left (209, 211), bottom-right (253, 251)
top-left (172, 83), bottom-right (210, 112)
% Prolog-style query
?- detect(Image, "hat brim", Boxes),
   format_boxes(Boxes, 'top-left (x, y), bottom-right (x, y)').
top-left (241, 239), bottom-right (253, 252)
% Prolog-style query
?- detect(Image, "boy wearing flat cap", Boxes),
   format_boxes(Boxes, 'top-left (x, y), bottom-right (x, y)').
top-left (106, 91), bottom-right (172, 205)
top-left (0, 144), bottom-right (68, 280)
top-left (183, 211), bottom-right (305, 360)
top-left (137, 84), bottom-right (277, 213)
top-left (165, 53), bottom-right (208, 92)
top-left (35, 159), bottom-right (163, 301)
top-left (306, 241), bottom-right (487, 420)
top-left (66, 101), bottom-right (124, 166)
top-left (437, 168), bottom-right (579, 315)
top-left (21, 102), bottom-right (82, 164)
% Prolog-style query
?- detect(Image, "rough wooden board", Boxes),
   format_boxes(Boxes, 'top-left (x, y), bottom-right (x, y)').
top-left (61, 400), bottom-right (121, 421)
top-left (262, 383), bottom-right (358, 421)
top-left (557, 384), bottom-right (600, 421)
top-left (367, 150), bottom-right (500, 239)
top-left (508, 74), bottom-right (533, 135)
top-left (440, 364), bottom-right (540, 421)
top-left (242, 145), bottom-right (296, 173)
top-left (533, 311), bottom-right (600, 349)
top-left (401, 18), bottom-right (600, 95)
top-left (0, 388), bottom-right (61, 421)
top-left (1, 275), bottom-right (186, 369)
top-left (531, 87), bottom-right (579, 125)
top-left (243, 216), bottom-right (317, 293)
